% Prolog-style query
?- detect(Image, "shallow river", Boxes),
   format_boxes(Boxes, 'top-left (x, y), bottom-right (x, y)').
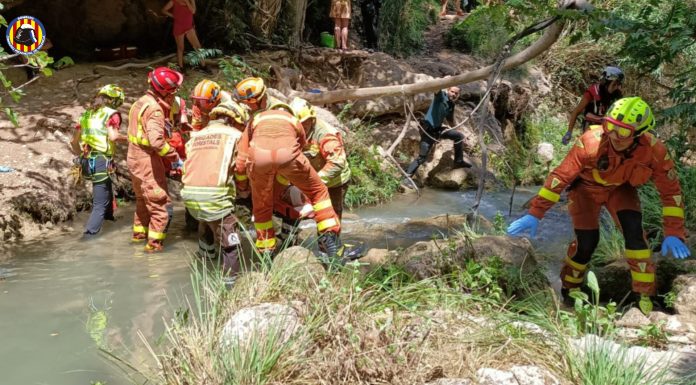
top-left (0, 187), bottom-right (574, 385)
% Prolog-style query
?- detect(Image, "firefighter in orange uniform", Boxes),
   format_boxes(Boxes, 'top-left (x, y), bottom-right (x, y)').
top-left (127, 67), bottom-right (185, 252)
top-left (233, 77), bottom-right (281, 115)
top-left (190, 79), bottom-right (234, 131)
top-left (508, 97), bottom-right (691, 315)
top-left (182, 101), bottom-right (248, 284)
top-left (234, 103), bottom-right (347, 263)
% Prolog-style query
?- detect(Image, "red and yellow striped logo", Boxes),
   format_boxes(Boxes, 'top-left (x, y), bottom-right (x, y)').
top-left (5, 16), bottom-right (46, 55)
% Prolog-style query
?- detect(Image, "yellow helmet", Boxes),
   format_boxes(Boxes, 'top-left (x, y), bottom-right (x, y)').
top-left (603, 96), bottom-right (655, 138)
top-left (267, 101), bottom-right (295, 114)
top-left (289, 97), bottom-right (317, 122)
top-left (234, 77), bottom-right (267, 103)
top-left (210, 100), bottom-right (250, 125)
top-left (191, 79), bottom-right (221, 104)
top-left (97, 84), bottom-right (125, 108)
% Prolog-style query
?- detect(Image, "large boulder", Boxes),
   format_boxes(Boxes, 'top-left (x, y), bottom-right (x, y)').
top-left (219, 303), bottom-right (301, 349)
top-left (430, 168), bottom-right (470, 190)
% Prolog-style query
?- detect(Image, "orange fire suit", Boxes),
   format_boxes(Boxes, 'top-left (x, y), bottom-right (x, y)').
top-left (190, 90), bottom-right (233, 131)
top-left (235, 109), bottom-right (341, 253)
top-left (529, 126), bottom-right (686, 296)
top-left (127, 91), bottom-right (181, 244)
top-left (302, 118), bottom-right (351, 219)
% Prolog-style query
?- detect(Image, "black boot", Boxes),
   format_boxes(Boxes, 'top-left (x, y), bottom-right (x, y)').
top-left (453, 159), bottom-right (472, 169)
top-left (318, 231), bottom-right (346, 268)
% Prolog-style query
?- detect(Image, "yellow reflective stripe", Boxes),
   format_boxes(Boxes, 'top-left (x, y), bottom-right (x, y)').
top-left (158, 143), bottom-right (171, 157)
top-left (631, 271), bottom-right (655, 283)
top-left (564, 275), bottom-right (584, 284)
top-left (276, 174), bottom-right (289, 186)
top-left (128, 134), bottom-right (150, 146)
top-left (564, 257), bottom-right (587, 272)
top-left (255, 238), bottom-right (276, 249)
top-left (592, 169), bottom-right (609, 185)
top-left (235, 173), bottom-right (248, 181)
top-left (538, 187), bottom-right (560, 203)
top-left (133, 225), bottom-right (147, 233)
top-left (317, 218), bottom-right (338, 232)
top-left (136, 103), bottom-right (150, 145)
top-left (663, 207), bottom-right (685, 218)
top-left (254, 221), bottom-right (274, 231)
top-left (148, 230), bottom-right (167, 240)
top-left (625, 249), bottom-right (651, 260)
top-left (313, 199), bottom-right (333, 212)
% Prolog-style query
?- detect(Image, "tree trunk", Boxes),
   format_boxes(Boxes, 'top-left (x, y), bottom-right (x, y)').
top-left (288, 0), bottom-right (308, 48)
top-left (289, 20), bottom-right (565, 104)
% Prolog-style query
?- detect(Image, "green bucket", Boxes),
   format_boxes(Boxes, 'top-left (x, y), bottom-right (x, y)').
top-left (320, 32), bottom-right (335, 48)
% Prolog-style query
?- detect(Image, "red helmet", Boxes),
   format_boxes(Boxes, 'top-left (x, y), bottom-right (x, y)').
top-left (148, 67), bottom-right (183, 95)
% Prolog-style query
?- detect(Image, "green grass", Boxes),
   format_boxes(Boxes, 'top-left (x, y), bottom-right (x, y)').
top-left (379, 0), bottom-right (438, 57)
top-left (446, 4), bottom-right (513, 60)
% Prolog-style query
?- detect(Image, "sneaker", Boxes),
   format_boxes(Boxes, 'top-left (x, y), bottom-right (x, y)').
top-left (453, 159), bottom-right (473, 169)
top-left (132, 232), bottom-right (147, 243)
top-left (639, 294), bottom-right (654, 315)
top-left (144, 240), bottom-right (164, 252)
top-left (342, 241), bottom-right (366, 262)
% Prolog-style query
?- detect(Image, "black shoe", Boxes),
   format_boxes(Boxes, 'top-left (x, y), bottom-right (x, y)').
top-left (453, 159), bottom-right (472, 169)
top-left (318, 232), bottom-right (346, 269)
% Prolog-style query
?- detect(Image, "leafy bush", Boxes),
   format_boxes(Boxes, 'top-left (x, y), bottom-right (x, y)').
top-left (379, 0), bottom-right (437, 57)
top-left (446, 5), bottom-right (512, 60)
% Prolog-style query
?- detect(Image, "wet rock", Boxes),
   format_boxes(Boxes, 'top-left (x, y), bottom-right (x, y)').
top-left (0, 213), bottom-right (23, 242)
top-left (431, 168), bottom-right (469, 190)
top-left (617, 308), bottom-right (651, 329)
top-left (219, 303), bottom-right (301, 349)
top-left (10, 191), bottom-right (75, 224)
top-left (674, 274), bottom-right (696, 317)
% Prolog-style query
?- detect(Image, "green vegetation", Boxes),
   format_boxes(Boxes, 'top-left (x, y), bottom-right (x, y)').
top-left (379, 0), bottom-right (438, 57)
top-left (446, 5), bottom-right (512, 60)
top-left (344, 122), bottom-right (401, 208)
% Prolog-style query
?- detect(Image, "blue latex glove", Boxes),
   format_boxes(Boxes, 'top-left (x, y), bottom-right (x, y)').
top-left (561, 131), bottom-right (573, 145)
top-left (171, 159), bottom-right (184, 171)
top-left (507, 214), bottom-right (539, 238)
top-left (661, 236), bottom-right (691, 259)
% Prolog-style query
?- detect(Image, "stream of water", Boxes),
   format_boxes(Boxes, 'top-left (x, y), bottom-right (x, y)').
top-left (0, 187), bottom-right (574, 385)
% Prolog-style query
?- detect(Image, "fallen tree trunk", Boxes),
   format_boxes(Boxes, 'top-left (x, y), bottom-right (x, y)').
top-left (290, 7), bottom-right (568, 104)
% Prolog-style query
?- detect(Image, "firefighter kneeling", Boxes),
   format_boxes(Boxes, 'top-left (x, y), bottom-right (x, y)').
top-left (182, 101), bottom-right (249, 283)
top-left (235, 103), bottom-right (348, 266)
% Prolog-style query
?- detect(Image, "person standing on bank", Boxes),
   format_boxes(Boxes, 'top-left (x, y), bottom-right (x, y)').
top-left (330, 0), bottom-right (352, 51)
top-left (405, 86), bottom-right (472, 178)
top-left (161, 0), bottom-right (211, 74)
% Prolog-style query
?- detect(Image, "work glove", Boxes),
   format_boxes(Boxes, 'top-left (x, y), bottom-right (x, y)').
top-left (561, 131), bottom-right (573, 145)
top-left (661, 236), bottom-right (691, 259)
top-left (171, 158), bottom-right (184, 171)
top-left (507, 214), bottom-right (540, 238)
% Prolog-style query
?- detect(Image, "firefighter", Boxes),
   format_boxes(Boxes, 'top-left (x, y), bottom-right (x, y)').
top-left (70, 84), bottom-right (126, 235)
top-left (288, 97), bottom-right (351, 219)
top-left (234, 103), bottom-right (348, 265)
top-left (233, 77), bottom-right (281, 115)
top-left (127, 67), bottom-right (185, 252)
top-left (508, 97), bottom-right (691, 315)
top-left (190, 79), bottom-right (234, 131)
top-left (563, 66), bottom-right (624, 145)
top-left (182, 100), bottom-right (248, 283)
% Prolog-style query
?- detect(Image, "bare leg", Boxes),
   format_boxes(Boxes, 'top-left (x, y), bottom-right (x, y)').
top-left (174, 34), bottom-right (185, 69)
top-left (185, 28), bottom-right (206, 67)
top-left (440, 0), bottom-right (448, 16)
top-left (340, 18), bottom-right (350, 50)
top-left (332, 18), bottom-right (341, 50)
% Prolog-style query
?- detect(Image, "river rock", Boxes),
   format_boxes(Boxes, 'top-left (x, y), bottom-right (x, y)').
top-left (674, 274), bottom-right (696, 317)
top-left (271, 246), bottom-right (325, 281)
top-left (219, 303), bottom-right (301, 349)
top-left (431, 168), bottom-right (469, 190)
top-left (358, 248), bottom-right (394, 273)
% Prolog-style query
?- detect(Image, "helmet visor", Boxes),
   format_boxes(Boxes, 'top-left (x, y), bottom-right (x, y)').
top-left (603, 117), bottom-right (635, 138)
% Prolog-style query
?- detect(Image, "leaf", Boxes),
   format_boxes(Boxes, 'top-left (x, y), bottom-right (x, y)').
top-left (587, 270), bottom-right (600, 296)
top-left (10, 90), bottom-right (23, 103)
top-left (5, 108), bottom-right (19, 127)
top-left (0, 71), bottom-right (11, 88)
top-left (0, 14), bottom-right (6, 27)
top-left (41, 67), bottom-right (53, 77)
top-left (570, 290), bottom-right (589, 302)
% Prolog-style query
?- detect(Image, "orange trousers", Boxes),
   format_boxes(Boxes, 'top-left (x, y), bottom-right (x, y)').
top-left (562, 183), bottom-right (654, 295)
top-left (247, 146), bottom-right (340, 252)
top-left (129, 155), bottom-right (172, 243)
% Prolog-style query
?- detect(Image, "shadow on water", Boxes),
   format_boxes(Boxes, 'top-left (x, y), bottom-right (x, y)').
top-left (0, 187), bottom-right (575, 384)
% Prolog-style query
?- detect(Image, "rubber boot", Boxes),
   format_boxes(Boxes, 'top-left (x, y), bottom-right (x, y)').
top-left (145, 239), bottom-right (164, 252)
top-left (132, 232), bottom-right (147, 243)
top-left (639, 294), bottom-right (653, 315)
top-left (318, 231), bottom-right (346, 270)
